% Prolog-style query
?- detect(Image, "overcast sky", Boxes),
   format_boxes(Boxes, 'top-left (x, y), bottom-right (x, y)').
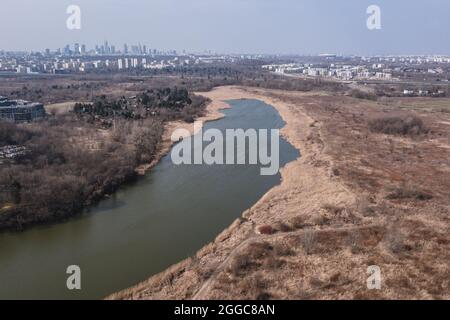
top-left (1, 0), bottom-right (449, 55)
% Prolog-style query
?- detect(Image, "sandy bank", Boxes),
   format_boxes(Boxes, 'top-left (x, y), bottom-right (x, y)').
top-left (109, 86), bottom-right (355, 299)
top-left (135, 98), bottom-right (230, 174)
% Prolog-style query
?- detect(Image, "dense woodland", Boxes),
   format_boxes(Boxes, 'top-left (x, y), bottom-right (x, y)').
top-left (73, 87), bottom-right (205, 123)
top-left (0, 87), bottom-right (207, 231)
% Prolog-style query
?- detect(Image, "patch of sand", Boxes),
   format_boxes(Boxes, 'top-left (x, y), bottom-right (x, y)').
top-left (135, 99), bottom-right (229, 174)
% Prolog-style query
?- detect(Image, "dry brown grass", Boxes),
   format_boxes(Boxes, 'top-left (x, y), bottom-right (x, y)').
top-left (383, 229), bottom-right (408, 254)
top-left (386, 183), bottom-right (433, 201)
top-left (368, 114), bottom-right (429, 136)
top-left (300, 229), bottom-right (317, 255)
top-left (111, 87), bottom-right (450, 301)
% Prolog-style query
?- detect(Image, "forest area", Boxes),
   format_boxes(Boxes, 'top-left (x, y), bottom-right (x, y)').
top-left (0, 86), bottom-right (208, 231)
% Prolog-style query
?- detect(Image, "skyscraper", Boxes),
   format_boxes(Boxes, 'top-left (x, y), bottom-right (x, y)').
top-left (64, 45), bottom-right (70, 56)
top-left (74, 43), bottom-right (80, 55)
top-left (104, 40), bottom-right (110, 54)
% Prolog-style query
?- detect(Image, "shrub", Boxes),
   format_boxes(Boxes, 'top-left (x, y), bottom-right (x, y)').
top-left (183, 114), bottom-right (195, 123)
top-left (368, 114), bottom-right (428, 136)
top-left (273, 222), bottom-right (292, 232)
top-left (273, 242), bottom-right (294, 256)
top-left (384, 229), bottom-right (407, 254)
top-left (350, 89), bottom-right (377, 101)
top-left (258, 225), bottom-right (275, 235)
top-left (312, 214), bottom-right (329, 226)
top-left (386, 184), bottom-right (432, 201)
top-left (346, 231), bottom-right (362, 254)
top-left (240, 274), bottom-right (270, 300)
top-left (355, 195), bottom-right (374, 216)
top-left (229, 253), bottom-right (252, 276)
top-left (248, 242), bottom-right (273, 259)
top-left (289, 216), bottom-right (305, 229)
top-left (262, 254), bottom-right (284, 270)
top-left (322, 204), bottom-right (344, 215)
top-left (332, 167), bottom-right (340, 176)
top-left (301, 229), bottom-right (317, 255)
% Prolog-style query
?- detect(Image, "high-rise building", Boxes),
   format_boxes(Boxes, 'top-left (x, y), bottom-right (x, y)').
top-left (74, 43), bottom-right (80, 55)
top-left (104, 40), bottom-right (110, 54)
top-left (81, 44), bottom-right (86, 55)
top-left (118, 59), bottom-right (123, 70)
top-left (64, 45), bottom-right (70, 56)
top-left (123, 44), bottom-right (128, 55)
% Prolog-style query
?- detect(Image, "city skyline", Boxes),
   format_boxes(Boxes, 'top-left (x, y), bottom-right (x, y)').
top-left (1, 0), bottom-right (449, 55)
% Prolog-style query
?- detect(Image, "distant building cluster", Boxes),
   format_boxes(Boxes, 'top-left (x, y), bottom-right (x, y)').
top-left (0, 41), bottom-right (248, 75)
top-left (402, 89), bottom-right (445, 97)
top-left (0, 96), bottom-right (46, 123)
top-left (262, 55), bottom-right (450, 82)
top-left (263, 62), bottom-right (394, 81)
top-left (60, 41), bottom-right (172, 57)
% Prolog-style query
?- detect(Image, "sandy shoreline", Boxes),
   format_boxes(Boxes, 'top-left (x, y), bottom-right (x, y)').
top-left (135, 98), bottom-right (230, 175)
top-left (108, 86), bottom-right (356, 299)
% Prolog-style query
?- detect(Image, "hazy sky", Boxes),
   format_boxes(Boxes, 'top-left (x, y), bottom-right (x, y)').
top-left (1, 0), bottom-right (449, 54)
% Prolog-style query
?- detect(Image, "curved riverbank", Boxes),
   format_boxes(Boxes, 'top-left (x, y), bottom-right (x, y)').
top-left (135, 98), bottom-right (230, 175)
top-left (109, 86), bottom-right (356, 300)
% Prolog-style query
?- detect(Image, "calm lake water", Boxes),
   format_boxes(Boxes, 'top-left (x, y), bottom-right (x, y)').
top-left (0, 99), bottom-right (299, 299)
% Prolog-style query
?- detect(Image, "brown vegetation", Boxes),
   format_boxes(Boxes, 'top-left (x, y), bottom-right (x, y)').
top-left (0, 115), bottom-right (163, 231)
top-left (368, 114), bottom-right (429, 136)
top-left (111, 86), bottom-right (450, 300)
top-left (0, 85), bottom-right (207, 231)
